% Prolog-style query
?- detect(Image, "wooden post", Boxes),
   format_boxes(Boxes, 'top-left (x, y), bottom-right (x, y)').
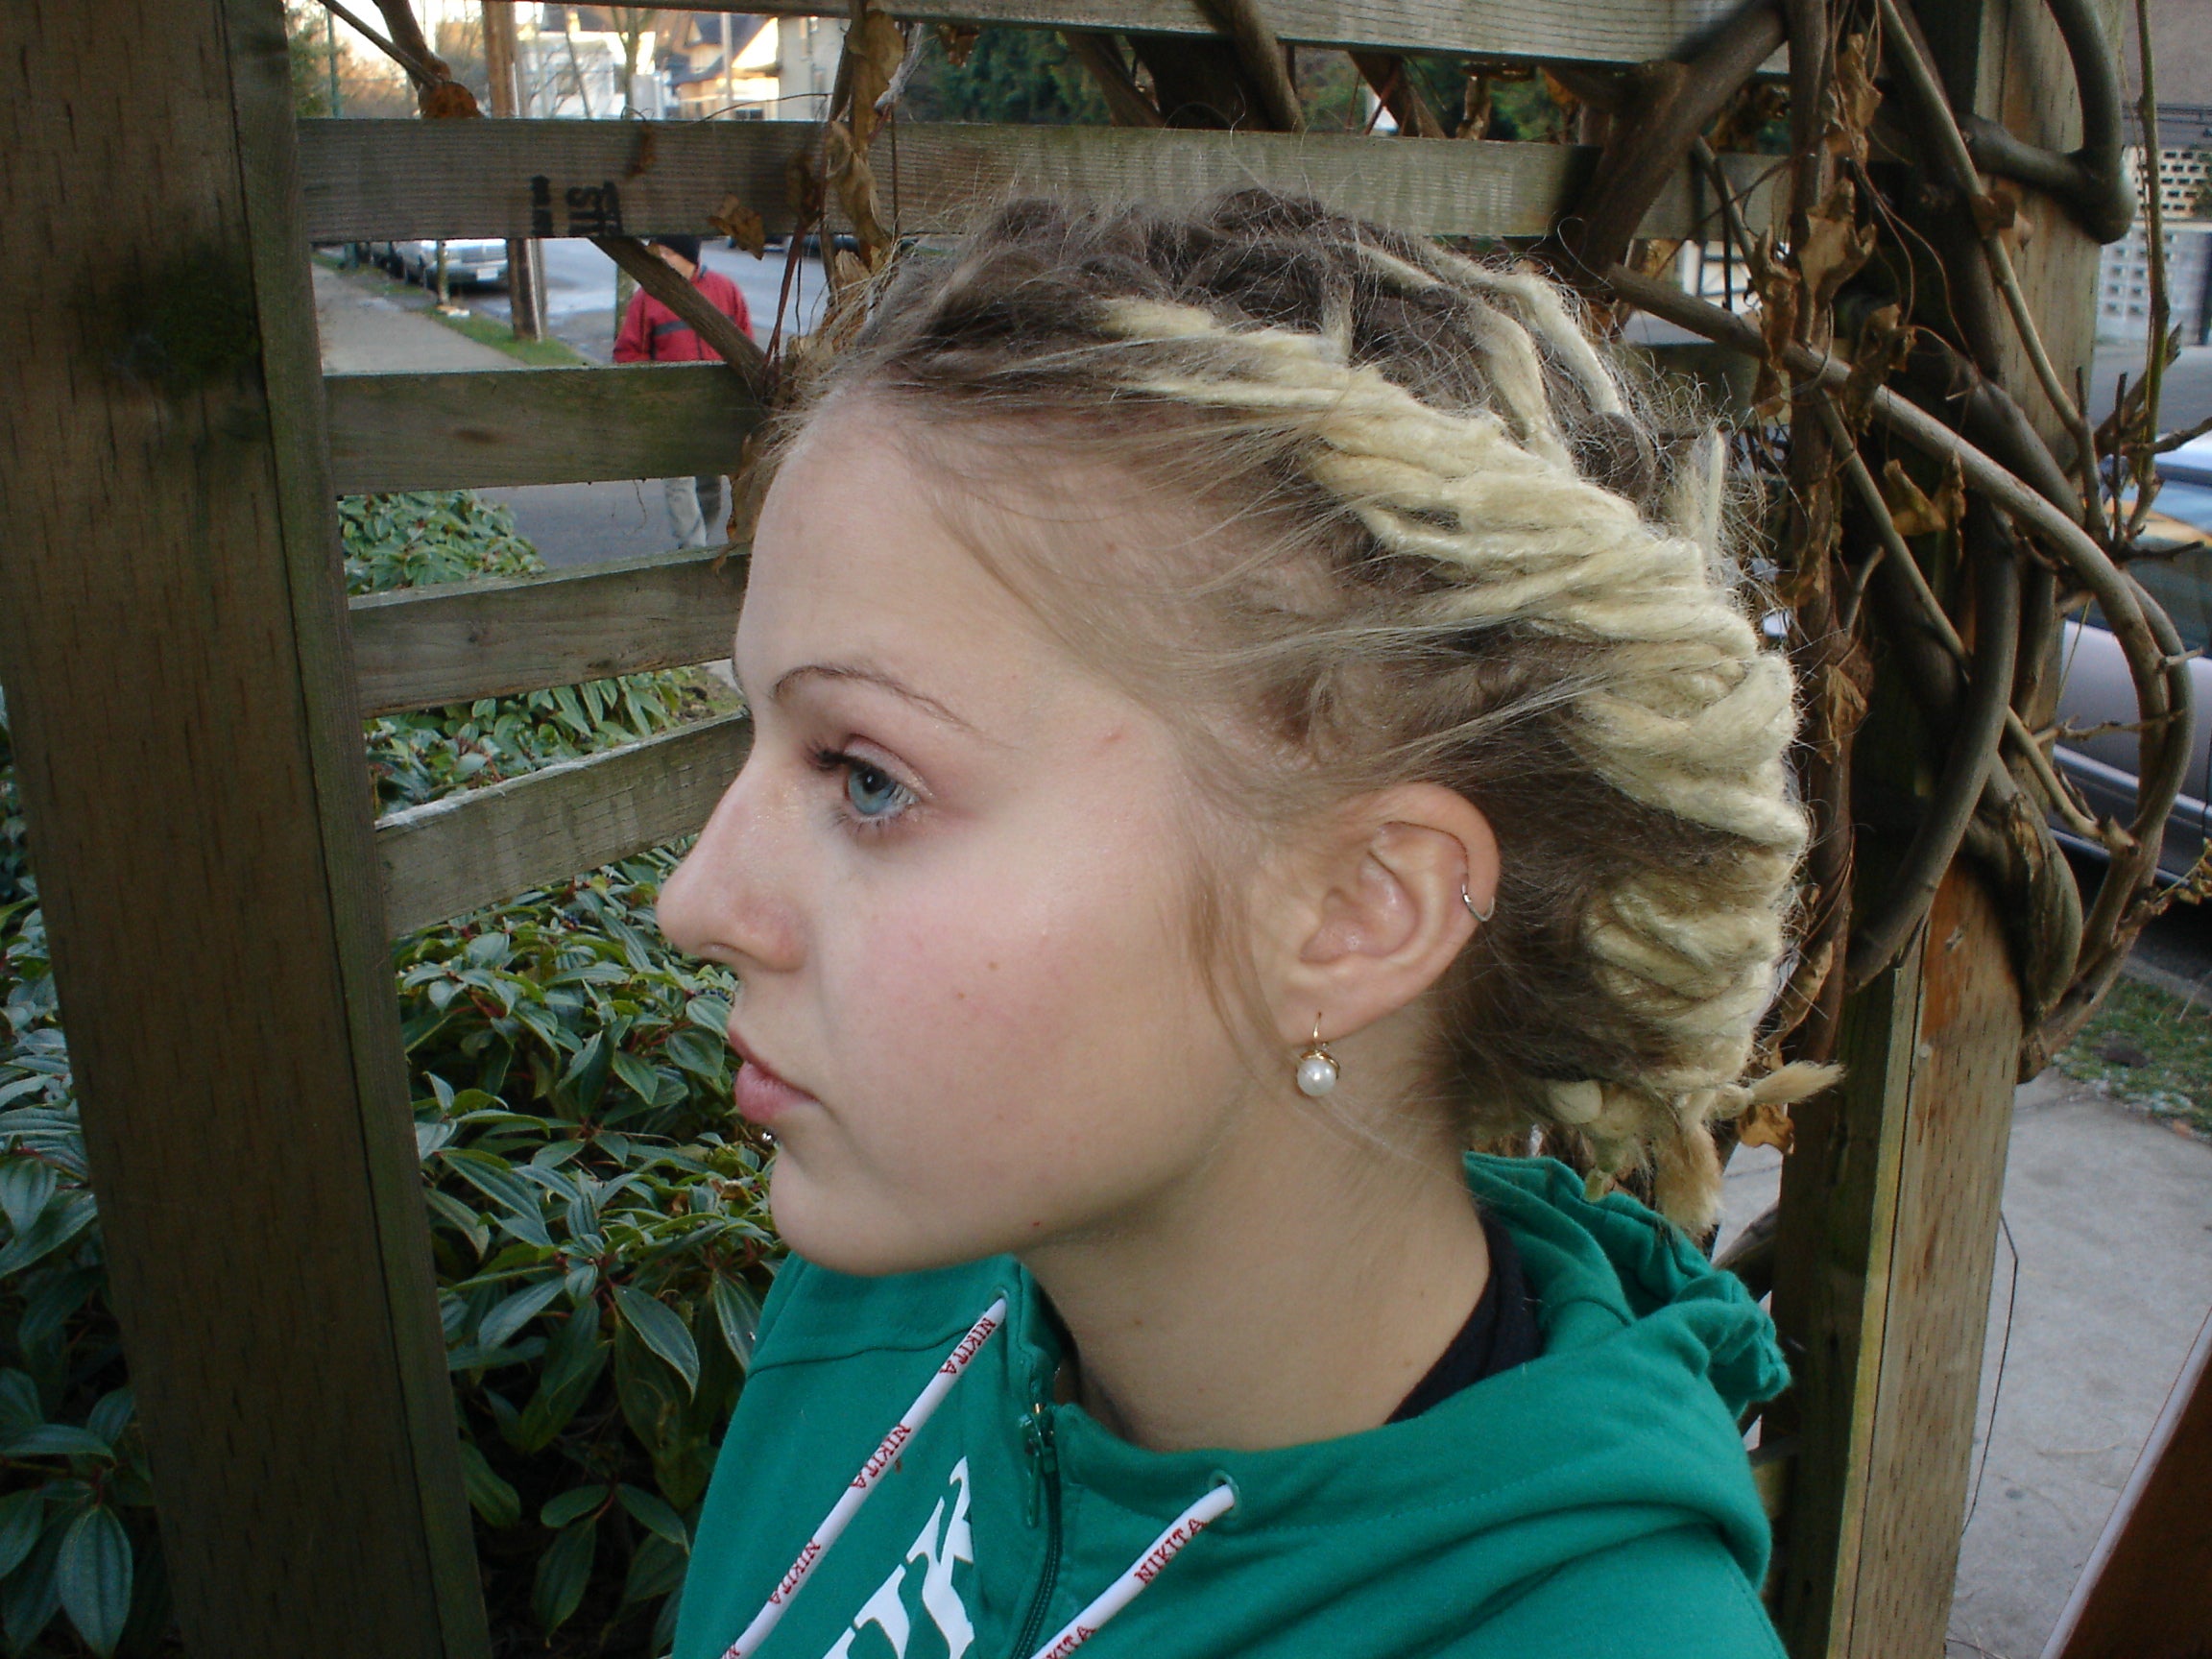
top-left (1767, 1), bottom-right (2108, 1652)
top-left (0, 4), bottom-right (487, 1656)
top-left (482, 0), bottom-right (547, 340)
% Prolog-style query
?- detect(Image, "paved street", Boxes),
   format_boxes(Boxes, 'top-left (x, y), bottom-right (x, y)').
top-left (2089, 339), bottom-right (2212, 437)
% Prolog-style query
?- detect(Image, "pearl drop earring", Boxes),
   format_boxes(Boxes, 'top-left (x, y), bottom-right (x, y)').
top-left (1295, 1017), bottom-right (1340, 1098)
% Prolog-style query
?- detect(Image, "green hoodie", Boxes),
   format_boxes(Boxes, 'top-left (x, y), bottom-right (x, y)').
top-left (673, 1155), bottom-right (1788, 1659)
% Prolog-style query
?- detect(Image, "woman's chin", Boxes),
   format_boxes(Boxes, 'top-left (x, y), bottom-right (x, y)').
top-left (769, 1161), bottom-right (1013, 1279)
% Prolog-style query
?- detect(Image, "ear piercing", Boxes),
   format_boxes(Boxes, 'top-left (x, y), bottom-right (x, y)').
top-left (1462, 883), bottom-right (1495, 923)
top-left (1295, 1017), bottom-right (1340, 1098)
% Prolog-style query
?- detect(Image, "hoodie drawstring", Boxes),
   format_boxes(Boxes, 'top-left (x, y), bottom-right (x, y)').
top-left (1023, 1481), bottom-right (1238, 1659)
top-left (719, 1298), bottom-right (1009, 1659)
top-left (718, 1298), bottom-right (1237, 1659)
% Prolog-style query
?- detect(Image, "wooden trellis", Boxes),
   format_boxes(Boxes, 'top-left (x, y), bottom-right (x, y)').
top-left (0, 1), bottom-right (2115, 1656)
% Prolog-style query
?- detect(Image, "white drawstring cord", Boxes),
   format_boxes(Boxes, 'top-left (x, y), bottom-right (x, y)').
top-left (718, 1298), bottom-right (1009, 1659)
top-left (1024, 1482), bottom-right (1238, 1659)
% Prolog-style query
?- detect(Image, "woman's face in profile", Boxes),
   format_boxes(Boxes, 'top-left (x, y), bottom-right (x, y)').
top-left (656, 400), bottom-right (1270, 1277)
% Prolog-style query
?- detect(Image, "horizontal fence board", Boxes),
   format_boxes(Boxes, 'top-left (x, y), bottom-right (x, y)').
top-left (326, 363), bottom-right (760, 492)
top-left (350, 545), bottom-right (748, 714)
top-left (301, 119), bottom-right (1772, 246)
top-left (645, 0), bottom-right (1759, 63)
top-left (376, 711), bottom-right (752, 935)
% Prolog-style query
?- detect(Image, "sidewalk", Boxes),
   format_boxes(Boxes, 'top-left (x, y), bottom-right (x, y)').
top-left (311, 263), bottom-right (518, 374)
top-left (1719, 1074), bottom-right (2212, 1659)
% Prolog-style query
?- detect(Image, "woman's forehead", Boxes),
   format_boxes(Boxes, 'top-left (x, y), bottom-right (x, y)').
top-left (743, 423), bottom-right (1133, 739)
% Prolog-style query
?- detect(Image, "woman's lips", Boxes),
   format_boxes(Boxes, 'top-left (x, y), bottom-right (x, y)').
top-left (730, 1040), bottom-right (818, 1125)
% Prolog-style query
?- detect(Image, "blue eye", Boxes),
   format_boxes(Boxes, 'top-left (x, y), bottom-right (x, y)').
top-left (844, 759), bottom-right (912, 820)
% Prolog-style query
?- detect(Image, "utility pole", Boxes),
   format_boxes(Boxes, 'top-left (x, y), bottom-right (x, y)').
top-left (481, 1), bottom-right (546, 342)
top-left (324, 7), bottom-right (343, 115)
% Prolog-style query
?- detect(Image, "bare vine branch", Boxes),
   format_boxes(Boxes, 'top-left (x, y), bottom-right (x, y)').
top-left (1876, 0), bottom-right (2107, 540)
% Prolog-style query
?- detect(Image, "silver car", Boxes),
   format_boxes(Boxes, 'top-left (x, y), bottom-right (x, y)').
top-left (2052, 458), bottom-right (2212, 881)
top-left (370, 238), bottom-right (509, 289)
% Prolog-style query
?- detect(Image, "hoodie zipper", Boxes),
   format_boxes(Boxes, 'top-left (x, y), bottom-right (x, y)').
top-left (1014, 1405), bottom-right (1062, 1657)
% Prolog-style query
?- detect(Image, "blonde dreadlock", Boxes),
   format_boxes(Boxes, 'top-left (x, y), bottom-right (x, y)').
top-left (770, 191), bottom-right (1829, 1229)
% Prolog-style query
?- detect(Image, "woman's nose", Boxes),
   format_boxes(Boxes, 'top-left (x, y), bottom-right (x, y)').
top-left (655, 756), bottom-right (804, 974)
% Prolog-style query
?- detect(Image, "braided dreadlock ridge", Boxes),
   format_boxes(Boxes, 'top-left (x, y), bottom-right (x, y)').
top-left (781, 191), bottom-right (1833, 1230)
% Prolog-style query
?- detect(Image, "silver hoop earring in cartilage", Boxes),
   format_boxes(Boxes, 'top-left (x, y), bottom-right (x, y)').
top-left (1461, 884), bottom-right (1495, 924)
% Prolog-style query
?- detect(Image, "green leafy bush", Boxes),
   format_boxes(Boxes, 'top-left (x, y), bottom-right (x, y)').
top-left (344, 494), bottom-right (707, 812)
top-left (0, 493), bottom-right (772, 1657)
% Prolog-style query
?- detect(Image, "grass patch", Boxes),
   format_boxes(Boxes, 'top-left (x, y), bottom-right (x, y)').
top-left (312, 251), bottom-right (586, 366)
top-left (426, 304), bottom-right (586, 366)
top-left (2055, 973), bottom-right (2212, 1138)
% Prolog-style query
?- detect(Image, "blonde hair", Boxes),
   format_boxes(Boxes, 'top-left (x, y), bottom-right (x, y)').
top-left (774, 192), bottom-right (1824, 1228)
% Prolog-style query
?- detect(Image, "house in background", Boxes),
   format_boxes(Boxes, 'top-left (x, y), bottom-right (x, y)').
top-left (518, 6), bottom-right (657, 116)
top-left (515, 8), bottom-right (845, 122)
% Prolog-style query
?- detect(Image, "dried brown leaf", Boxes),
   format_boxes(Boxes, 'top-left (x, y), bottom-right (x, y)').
top-left (626, 125), bottom-right (658, 178)
top-left (726, 430), bottom-right (772, 548)
top-left (1737, 1098), bottom-right (1795, 1154)
top-left (1826, 33), bottom-right (1878, 166)
top-left (785, 148), bottom-right (825, 228)
top-left (844, 10), bottom-right (906, 147)
top-left (1969, 180), bottom-right (2020, 238)
top-left (826, 121), bottom-right (891, 256)
top-left (1748, 246), bottom-right (1800, 421)
top-left (1709, 83), bottom-right (1785, 153)
top-left (421, 79), bottom-right (481, 118)
top-left (1840, 303), bottom-right (1910, 421)
top-left (710, 193), bottom-right (768, 258)
top-left (934, 23), bottom-right (979, 67)
top-left (1818, 649), bottom-right (1872, 756)
top-left (1882, 455), bottom-right (1966, 539)
top-left (1797, 179), bottom-right (1873, 309)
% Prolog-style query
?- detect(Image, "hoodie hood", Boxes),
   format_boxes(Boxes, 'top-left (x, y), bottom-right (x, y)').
top-left (675, 1154), bottom-right (1789, 1659)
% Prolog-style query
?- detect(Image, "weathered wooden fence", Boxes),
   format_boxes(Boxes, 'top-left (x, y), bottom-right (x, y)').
top-left (0, 1), bottom-right (2116, 1655)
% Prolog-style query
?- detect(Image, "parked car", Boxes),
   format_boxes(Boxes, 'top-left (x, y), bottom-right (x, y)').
top-left (2050, 448), bottom-right (2212, 880)
top-left (368, 238), bottom-right (509, 289)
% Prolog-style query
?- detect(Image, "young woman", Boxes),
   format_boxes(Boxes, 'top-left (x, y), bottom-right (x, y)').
top-left (656, 192), bottom-right (1821, 1659)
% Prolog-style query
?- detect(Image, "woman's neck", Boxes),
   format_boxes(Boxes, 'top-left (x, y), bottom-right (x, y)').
top-left (1019, 1093), bottom-right (1490, 1454)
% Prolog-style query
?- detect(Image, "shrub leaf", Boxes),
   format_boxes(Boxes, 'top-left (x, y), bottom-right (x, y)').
top-left (531, 1517), bottom-right (597, 1634)
top-left (613, 1284), bottom-right (700, 1397)
top-left (56, 1504), bottom-right (131, 1658)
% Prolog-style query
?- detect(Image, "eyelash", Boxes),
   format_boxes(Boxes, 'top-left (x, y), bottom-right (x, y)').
top-left (805, 742), bottom-right (919, 835)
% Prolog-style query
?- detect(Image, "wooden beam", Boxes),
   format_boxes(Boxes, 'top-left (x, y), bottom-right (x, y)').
top-left (0, 3), bottom-right (485, 1654)
top-left (1837, 868), bottom-right (2023, 1650)
top-left (1766, 7), bottom-right (2108, 1648)
top-left (351, 545), bottom-right (748, 715)
top-left (299, 117), bottom-right (1777, 245)
top-left (377, 713), bottom-right (752, 936)
top-left (1766, 891), bottom-right (1923, 1653)
top-left (326, 363), bottom-right (762, 493)
top-left (651, 0), bottom-right (1766, 64)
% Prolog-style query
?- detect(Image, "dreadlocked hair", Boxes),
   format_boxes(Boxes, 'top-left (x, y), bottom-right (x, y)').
top-left (764, 190), bottom-right (1831, 1230)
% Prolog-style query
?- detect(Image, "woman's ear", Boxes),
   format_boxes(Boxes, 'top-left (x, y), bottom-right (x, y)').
top-left (1267, 783), bottom-right (1500, 1050)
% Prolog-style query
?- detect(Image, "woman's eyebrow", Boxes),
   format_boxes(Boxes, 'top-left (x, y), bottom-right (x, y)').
top-left (771, 663), bottom-right (977, 734)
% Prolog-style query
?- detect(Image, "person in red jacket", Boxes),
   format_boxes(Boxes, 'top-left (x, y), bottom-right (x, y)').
top-left (613, 234), bottom-right (755, 547)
